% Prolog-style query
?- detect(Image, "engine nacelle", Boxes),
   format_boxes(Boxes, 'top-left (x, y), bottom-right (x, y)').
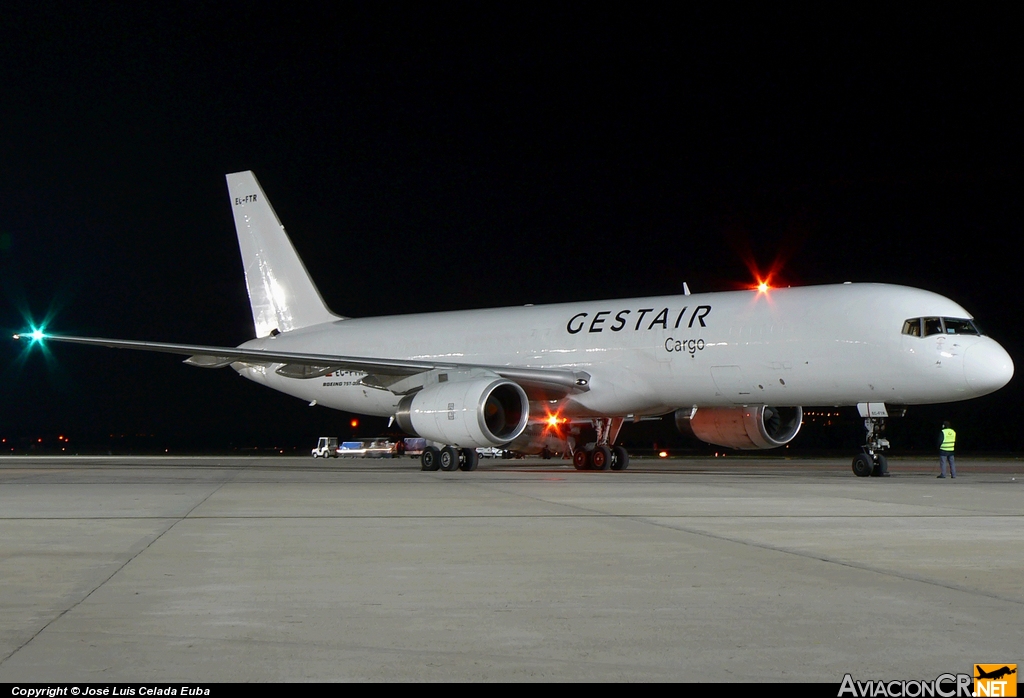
top-left (395, 378), bottom-right (530, 448)
top-left (676, 405), bottom-right (803, 450)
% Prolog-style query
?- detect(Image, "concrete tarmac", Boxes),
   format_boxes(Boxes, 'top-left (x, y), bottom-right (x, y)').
top-left (0, 455), bottom-right (1021, 682)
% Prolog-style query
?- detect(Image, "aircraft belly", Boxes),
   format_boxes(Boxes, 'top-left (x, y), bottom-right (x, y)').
top-left (238, 364), bottom-right (399, 416)
top-left (309, 380), bottom-right (400, 415)
top-left (657, 334), bottom-right (921, 407)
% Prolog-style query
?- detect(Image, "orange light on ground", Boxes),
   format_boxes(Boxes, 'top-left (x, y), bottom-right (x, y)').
top-left (350, 419), bottom-right (359, 429)
top-left (757, 280), bottom-right (770, 293)
top-left (659, 450), bottom-right (668, 458)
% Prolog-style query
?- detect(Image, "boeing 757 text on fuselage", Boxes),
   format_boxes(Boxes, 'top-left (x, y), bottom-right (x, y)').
top-left (16, 172), bottom-right (1014, 474)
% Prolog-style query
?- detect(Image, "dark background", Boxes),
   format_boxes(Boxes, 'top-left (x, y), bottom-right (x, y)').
top-left (1, 5), bottom-right (1019, 455)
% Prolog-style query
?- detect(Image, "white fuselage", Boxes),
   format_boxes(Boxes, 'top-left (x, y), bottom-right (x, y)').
top-left (233, 283), bottom-right (1013, 420)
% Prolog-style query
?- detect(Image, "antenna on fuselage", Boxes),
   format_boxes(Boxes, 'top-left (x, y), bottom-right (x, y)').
top-left (683, 282), bottom-right (691, 296)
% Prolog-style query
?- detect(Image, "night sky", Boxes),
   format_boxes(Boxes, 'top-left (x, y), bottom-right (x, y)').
top-left (1, 6), bottom-right (1020, 454)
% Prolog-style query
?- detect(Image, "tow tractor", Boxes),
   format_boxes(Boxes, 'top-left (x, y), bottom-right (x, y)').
top-left (311, 436), bottom-right (340, 458)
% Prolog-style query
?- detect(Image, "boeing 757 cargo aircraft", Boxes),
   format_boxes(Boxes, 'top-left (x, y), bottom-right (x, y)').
top-left (15, 172), bottom-right (1014, 474)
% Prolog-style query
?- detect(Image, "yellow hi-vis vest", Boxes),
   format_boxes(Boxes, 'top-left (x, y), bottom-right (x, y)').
top-left (941, 428), bottom-right (956, 451)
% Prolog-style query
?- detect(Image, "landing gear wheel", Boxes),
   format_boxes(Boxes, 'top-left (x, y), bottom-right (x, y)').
top-left (439, 446), bottom-right (460, 471)
top-left (421, 446), bottom-right (441, 471)
top-left (852, 453), bottom-right (873, 478)
top-left (611, 446), bottom-right (629, 471)
top-left (459, 448), bottom-right (479, 471)
top-left (871, 454), bottom-right (888, 477)
top-left (573, 449), bottom-right (590, 470)
top-left (592, 445), bottom-right (612, 471)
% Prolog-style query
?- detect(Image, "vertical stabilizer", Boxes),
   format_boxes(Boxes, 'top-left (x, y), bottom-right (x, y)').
top-left (226, 171), bottom-right (340, 338)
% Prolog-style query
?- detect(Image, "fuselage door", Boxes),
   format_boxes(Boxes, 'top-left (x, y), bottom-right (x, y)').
top-left (711, 365), bottom-right (753, 404)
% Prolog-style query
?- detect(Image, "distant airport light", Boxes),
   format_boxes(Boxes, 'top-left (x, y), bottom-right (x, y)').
top-left (659, 450), bottom-right (668, 458)
top-left (350, 419), bottom-right (359, 428)
top-left (757, 280), bottom-right (770, 293)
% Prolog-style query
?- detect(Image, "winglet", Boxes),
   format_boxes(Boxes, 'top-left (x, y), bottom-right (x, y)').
top-left (226, 171), bottom-right (340, 337)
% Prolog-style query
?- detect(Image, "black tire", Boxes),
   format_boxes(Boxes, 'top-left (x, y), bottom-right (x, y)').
top-left (459, 448), bottom-right (479, 471)
top-left (573, 449), bottom-right (590, 470)
top-left (872, 454), bottom-right (888, 477)
top-left (611, 446), bottom-right (630, 471)
top-left (439, 446), bottom-right (460, 471)
top-left (852, 453), bottom-right (873, 477)
top-left (592, 445), bottom-right (612, 471)
top-left (421, 446), bottom-right (441, 471)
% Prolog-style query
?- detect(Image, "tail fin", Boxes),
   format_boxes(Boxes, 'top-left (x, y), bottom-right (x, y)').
top-left (226, 171), bottom-right (340, 338)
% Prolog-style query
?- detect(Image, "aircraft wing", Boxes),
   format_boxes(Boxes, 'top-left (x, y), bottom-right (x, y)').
top-left (24, 334), bottom-right (590, 397)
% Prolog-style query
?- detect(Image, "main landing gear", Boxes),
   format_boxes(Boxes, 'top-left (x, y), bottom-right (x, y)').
top-left (572, 417), bottom-right (630, 471)
top-left (573, 444), bottom-right (630, 471)
top-left (852, 403), bottom-right (901, 478)
top-left (421, 446), bottom-right (479, 472)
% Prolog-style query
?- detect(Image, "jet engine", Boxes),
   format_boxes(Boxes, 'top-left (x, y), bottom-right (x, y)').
top-left (395, 378), bottom-right (530, 448)
top-left (676, 405), bottom-right (803, 450)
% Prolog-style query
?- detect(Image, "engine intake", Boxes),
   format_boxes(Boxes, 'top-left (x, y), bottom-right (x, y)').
top-left (395, 378), bottom-right (530, 448)
top-left (676, 405), bottom-right (803, 450)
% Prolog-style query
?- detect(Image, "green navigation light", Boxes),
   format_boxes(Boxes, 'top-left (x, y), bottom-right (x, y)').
top-left (13, 327), bottom-right (46, 344)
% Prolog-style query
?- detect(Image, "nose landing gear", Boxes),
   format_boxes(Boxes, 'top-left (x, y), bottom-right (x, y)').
top-left (852, 403), bottom-right (902, 477)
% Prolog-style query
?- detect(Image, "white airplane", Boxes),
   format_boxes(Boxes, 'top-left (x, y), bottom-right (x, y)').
top-left (15, 172), bottom-right (1014, 474)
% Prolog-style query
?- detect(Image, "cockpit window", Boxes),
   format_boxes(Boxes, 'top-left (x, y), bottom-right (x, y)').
top-left (923, 318), bottom-right (943, 336)
top-left (902, 317), bottom-right (982, 337)
top-left (943, 318), bottom-right (981, 335)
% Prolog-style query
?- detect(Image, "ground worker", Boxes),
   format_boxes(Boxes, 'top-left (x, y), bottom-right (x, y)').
top-left (937, 421), bottom-right (956, 479)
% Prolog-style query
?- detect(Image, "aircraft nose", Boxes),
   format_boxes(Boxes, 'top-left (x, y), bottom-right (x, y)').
top-left (963, 339), bottom-right (1014, 394)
